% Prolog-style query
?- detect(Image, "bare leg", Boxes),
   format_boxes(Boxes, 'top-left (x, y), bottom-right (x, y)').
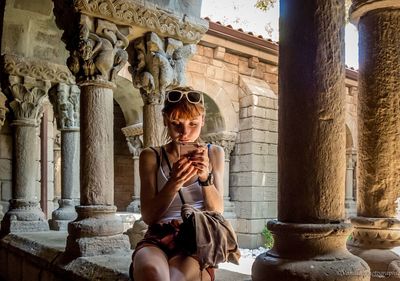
top-left (169, 255), bottom-right (211, 281)
top-left (133, 246), bottom-right (170, 281)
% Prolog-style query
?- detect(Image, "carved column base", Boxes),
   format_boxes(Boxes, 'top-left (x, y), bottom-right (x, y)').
top-left (348, 217), bottom-right (400, 249)
top-left (126, 197), bottom-right (140, 213)
top-left (347, 217), bottom-right (400, 281)
top-left (65, 205), bottom-right (130, 257)
top-left (49, 199), bottom-right (79, 231)
top-left (1, 199), bottom-right (49, 234)
top-left (125, 218), bottom-right (148, 249)
top-left (252, 221), bottom-right (370, 281)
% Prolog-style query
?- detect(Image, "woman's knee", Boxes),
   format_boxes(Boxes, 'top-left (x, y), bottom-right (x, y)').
top-left (133, 247), bottom-right (169, 280)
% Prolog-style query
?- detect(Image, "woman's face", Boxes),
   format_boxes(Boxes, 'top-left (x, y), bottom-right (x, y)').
top-left (165, 114), bottom-right (204, 142)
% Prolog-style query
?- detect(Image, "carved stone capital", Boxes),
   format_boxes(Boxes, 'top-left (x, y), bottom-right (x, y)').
top-left (122, 123), bottom-right (144, 157)
top-left (49, 83), bottom-right (80, 131)
top-left (349, 217), bottom-right (400, 249)
top-left (6, 75), bottom-right (50, 126)
top-left (3, 54), bottom-right (75, 84)
top-left (65, 14), bottom-right (129, 87)
top-left (202, 131), bottom-right (237, 160)
top-left (127, 135), bottom-right (143, 157)
top-left (129, 32), bottom-right (196, 104)
top-left (122, 123), bottom-right (143, 137)
top-left (73, 0), bottom-right (208, 44)
top-left (350, 0), bottom-right (400, 24)
top-left (0, 90), bottom-right (8, 128)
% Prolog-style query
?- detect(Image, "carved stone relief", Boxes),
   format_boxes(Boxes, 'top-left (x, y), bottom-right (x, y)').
top-left (202, 131), bottom-right (237, 160)
top-left (49, 83), bottom-right (80, 130)
top-left (122, 123), bottom-right (144, 157)
top-left (129, 32), bottom-right (196, 104)
top-left (67, 15), bottom-right (129, 86)
top-left (7, 75), bottom-right (50, 126)
top-left (3, 54), bottom-right (75, 85)
top-left (0, 90), bottom-right (7, 128)
top-left (73, 0), bottom-right (208, 44)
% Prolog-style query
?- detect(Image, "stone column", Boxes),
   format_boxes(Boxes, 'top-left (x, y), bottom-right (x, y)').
top-left (48, 83), bottom-right (80, 230)
top-left (53, 132), bottom-right (62, 211)
top-left (0, 89), bottom-right (7, 220)
top-left (345, 149), bottom-right (357, 217)
top-left (129, 32), bottom-right (196, 147)
top-left (123, 124), bottom-right (143, 213)
top-left (202, 132), bottom-right (237, 219)
top-left (1, 75), bottom-right (50, 233)
top-left (347, 1), bottom-right (400, 279)
top-left (252, 1), bottom-right (369, 280)
top-left (59, 14), bottom-right (130, 257)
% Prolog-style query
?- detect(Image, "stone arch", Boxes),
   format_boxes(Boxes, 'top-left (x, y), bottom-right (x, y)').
top-left (187, 76), bottom-right (239, 134)
top-left (113, 76), bottom-right (143, 126)
top-left (112, 75), bottom-right (143, 211)
top-left (202, 94), bottom-right (225, 134)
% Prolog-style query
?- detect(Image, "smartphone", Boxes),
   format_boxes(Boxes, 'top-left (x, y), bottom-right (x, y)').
top-left (178, 142), bottom-right (205, 158)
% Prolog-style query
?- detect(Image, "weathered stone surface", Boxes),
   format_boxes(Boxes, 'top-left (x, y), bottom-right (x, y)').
top-left (66, 15), bottom-right (129, 87)
top-left (252, 0), bottom-right (369, 279)
top-left (126, 218), bottom-right (148, 249)
top-left (0, 159), bottom-right (12, 181)
top-left (1, 181), bottom-right (12, 201)
top-left (71, 0), bottom-right (208, 44)
top-left (230, 171), bottom-right (277, 187)
top-left (348, 4), bottom-right (400, 279)
top-left (3, 54), bottom-right (74, 85)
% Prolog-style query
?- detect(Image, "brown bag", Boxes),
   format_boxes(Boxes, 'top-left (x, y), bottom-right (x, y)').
top-left (176, 203), bottom-right (241, 270)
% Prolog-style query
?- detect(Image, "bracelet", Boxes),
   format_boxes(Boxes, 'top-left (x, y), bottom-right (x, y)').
top-left (198, 173), bottom-right (214, 186)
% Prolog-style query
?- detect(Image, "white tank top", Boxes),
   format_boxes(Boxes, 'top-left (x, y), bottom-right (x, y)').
top-left (156, 147), bottom-right (205, 223)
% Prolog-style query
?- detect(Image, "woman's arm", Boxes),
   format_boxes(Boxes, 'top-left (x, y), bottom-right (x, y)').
top-left (192, 145), bottom-right (225, 213)
top-left (139, 147), bottom-right (198, 225)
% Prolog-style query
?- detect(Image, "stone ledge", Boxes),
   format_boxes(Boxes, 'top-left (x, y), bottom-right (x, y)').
top-left (0, 231), bottom-right (250, 281)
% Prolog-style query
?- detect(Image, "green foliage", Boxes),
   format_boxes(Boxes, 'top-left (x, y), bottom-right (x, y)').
top-left (347, 234), bottom-right (353, 242)
top-left (261, 226), bottom-right (274, 249)
top-left (254, 0), bottom-right (277, 12)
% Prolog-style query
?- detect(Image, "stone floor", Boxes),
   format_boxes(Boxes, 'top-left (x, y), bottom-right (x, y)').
top-left (0, 231), bottom-right (251, 281)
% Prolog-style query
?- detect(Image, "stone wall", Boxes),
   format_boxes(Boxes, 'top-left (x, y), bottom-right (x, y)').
top-left (1, 0), bottom-right (68, 64)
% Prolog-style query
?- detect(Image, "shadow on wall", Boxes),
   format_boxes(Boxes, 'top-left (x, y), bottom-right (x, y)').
top-left (202, 94), bottom-right (225, 134)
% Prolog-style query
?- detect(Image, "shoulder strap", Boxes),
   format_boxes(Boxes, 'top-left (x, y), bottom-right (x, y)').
top-left (149, 147), bottom-right (160, 168)
top-left (161, 146), bottom-right (186, 204)
top-left (161, 146), bottom-right (173, 171)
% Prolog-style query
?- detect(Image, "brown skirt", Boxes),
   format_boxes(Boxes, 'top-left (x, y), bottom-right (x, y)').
top-left (130, 220), bottom-right (215, 281)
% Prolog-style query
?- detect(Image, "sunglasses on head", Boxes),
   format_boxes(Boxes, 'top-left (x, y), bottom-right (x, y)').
top-left (166, 90), bottom-right (204, 105)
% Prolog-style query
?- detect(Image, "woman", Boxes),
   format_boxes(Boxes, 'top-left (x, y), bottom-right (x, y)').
top-left (131, 87), bottom-right (225, 281)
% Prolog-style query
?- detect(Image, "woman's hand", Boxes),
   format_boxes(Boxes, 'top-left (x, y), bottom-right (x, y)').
top-left (189, 147), bottom-right (210, 182)
top-left (168, 156), bottom-right (198, 190)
